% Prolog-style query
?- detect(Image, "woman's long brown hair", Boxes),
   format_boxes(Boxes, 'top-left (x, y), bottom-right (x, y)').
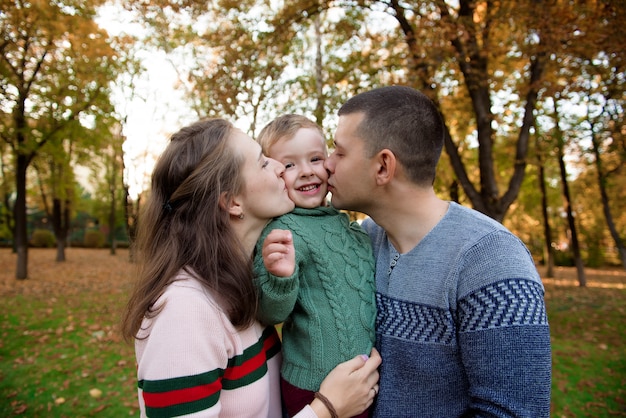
top-left (121, 118), bottom-right (258, 342)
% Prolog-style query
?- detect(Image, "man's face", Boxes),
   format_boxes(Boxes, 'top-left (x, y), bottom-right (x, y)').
top-left (325, 112), bottom-right (376, 212)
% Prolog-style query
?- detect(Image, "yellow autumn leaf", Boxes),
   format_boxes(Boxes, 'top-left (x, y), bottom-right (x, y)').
top-left (89, 388), bottom-right (103, 398)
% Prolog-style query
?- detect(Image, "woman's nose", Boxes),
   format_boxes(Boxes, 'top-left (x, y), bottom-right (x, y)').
top-left (270, 158), bottom-right (284, 175)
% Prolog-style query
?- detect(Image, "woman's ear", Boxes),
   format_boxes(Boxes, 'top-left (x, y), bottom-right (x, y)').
top-left (219, 192), bottom-right (244, 219)
top-left (374, 149), bottom-right (396, 186)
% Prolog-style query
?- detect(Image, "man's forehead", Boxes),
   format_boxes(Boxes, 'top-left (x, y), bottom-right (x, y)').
top-left (335, 113), bottom-right (363, 137)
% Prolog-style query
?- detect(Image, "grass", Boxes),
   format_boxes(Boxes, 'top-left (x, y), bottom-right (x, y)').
top-left (542, 267), bottom-right (626, 417)
top-left (0, 248), bottom-right (137, 417)
top-left (0, 249), bottom-right (625, 417)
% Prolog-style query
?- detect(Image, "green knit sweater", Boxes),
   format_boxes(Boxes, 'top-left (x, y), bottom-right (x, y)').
top-left (253, 206), bottom-right (376, 391)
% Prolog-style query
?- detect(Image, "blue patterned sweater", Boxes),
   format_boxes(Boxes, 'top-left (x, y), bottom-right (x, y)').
top-left (363, 202), bottom-right (551, 417)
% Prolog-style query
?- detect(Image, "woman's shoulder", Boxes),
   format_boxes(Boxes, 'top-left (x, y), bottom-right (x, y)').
top-left (159, 274), bottom-right (230, 323)
top-left (163, 273), bottom-right (209, 300)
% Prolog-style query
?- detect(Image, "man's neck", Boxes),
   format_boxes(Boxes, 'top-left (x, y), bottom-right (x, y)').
top-left (370, 188), bottom-right (449, 254)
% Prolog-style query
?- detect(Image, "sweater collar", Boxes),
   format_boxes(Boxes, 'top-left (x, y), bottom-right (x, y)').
top-left (290, 206), bottom-right (338, 216)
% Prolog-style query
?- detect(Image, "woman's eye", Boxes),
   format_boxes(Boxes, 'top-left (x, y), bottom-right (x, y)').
top-left (261, 159), bottom-right (270, 168)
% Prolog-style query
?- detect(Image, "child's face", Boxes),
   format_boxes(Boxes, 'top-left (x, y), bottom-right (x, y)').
top-left (268, 127), bottom-right (329, 209)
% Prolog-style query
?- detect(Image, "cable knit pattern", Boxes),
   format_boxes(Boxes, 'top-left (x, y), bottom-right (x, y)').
top-left (363, 202), bottom-right (552, 418)
top-left (253, 206), bottom-right (376, 392)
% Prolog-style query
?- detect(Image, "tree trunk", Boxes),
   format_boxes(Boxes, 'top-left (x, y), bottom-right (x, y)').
top-left (3, 194), bottom-right (15, 254)
top-left (55, 240), bottom-right (66, 262)
top-left (535, 131), bottom-right (555, 278)
top-left (52, 198), bottom-right (70, 262)
top-left (109, 185), bottom-right (117, 256)
top-left (538, 162), bottom-right (554, 278)
top-left (1, 154), bottom-right (15, 251)
top-left (313, 14), bottom-right (325, 127)
top-left (15, 154), bottom-right (29, 279)
top-left (618, 245), bottom-right (626, 272)
top-left (125, 188), bottom-right (139, 263)
top-left (554, 114), bottom-right (586, 286)
top-left (392, 0), bottom-right (546, 222)
top-left (590, 124), bottom-right (626, 270)
top-left (449, 179), bottom-right (459, 203)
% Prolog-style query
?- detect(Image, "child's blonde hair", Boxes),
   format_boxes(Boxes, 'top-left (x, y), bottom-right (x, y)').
top-left (257, 114), bottom-right (326, 155)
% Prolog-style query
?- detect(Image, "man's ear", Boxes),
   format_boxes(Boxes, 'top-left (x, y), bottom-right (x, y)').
top-left (219, 192), bottom-right (244, 218)
top-left (374, 149), bottom-right (396, 186)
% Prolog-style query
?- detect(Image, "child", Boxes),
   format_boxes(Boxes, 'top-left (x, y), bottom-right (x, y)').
top-left (253, 114), bottom-right (377, 418)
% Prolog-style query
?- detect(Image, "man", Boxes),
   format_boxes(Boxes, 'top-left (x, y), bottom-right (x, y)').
top-left (325, 85), bottom-right (551, 417)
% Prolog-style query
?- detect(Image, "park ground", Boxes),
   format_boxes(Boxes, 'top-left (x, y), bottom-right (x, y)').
top-left (0, 248), bottom-right (625, 416)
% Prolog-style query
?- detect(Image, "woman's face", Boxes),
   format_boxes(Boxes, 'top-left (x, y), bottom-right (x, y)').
top-left (231, 129), bottom-right (295, 222)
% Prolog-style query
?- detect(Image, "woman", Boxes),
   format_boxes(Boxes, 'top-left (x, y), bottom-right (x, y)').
top-left (121, 118), bottom-right (380, 418)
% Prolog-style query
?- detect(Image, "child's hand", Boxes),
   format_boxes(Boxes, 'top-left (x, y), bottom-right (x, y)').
top-left (262, 229), bottom-right (295, 277)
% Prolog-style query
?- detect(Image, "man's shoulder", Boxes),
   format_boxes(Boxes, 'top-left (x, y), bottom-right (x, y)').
top-left (443, 202), bottom-right (511, 238)
top-left (361, 217), bottom-right (381, 235)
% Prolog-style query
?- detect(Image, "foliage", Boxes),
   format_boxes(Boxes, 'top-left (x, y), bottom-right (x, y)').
top-left (0, 204), bottom-right (11, 243)
top-left (83, 230), bottom-right (105, 248)
top-left (0, 0), bottom-right (122, 157)
top-left (0, 140), bottom-right (14, 243)
top-left (123, 0), bottom-right (623, 228)
top-left (553, 250), bottom-right (575, 268)
top-left (88, 127), bottom-right (129, 249)
top-left (0, 0), bottom-right (135, 277)
top-left (536, 0), bottom-right (626, 270)
top-left (29, 229), bottom-right (55, 248)
top-left (0, 0), bottom-right (622, 276)
top-left (122, 1), bottom-right (403, 135)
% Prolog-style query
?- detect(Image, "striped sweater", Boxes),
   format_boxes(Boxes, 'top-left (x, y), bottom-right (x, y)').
top-left (134, 272), bottom-right (318, 417)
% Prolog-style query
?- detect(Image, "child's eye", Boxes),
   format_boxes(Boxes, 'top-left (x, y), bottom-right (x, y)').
top-left (311, 156), bottom-right (324, 163)
top-left (284, 162), bottom-right (294, 169)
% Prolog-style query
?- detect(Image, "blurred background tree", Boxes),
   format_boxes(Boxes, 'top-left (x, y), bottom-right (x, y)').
top-left (1, 0), bottom-right (624, 282)
top-left (0, 0), bottom-right (136, 278)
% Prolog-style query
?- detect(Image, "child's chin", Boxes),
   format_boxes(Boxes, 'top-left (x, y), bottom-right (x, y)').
top-left (296, 198), bottom-right (323, 209)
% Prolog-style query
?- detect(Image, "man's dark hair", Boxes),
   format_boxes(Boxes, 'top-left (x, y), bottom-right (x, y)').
top-left (338, 85), bottom-right (445, 185)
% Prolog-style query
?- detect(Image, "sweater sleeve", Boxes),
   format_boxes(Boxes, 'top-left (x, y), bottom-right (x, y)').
top-left (136, 285), bottom-right (231, 417)
top-left (292, 405), bottom-right (320, 418)
top-left (253, 222), bottom-right (301, 325)
top-left (456, 233), bottom-right (552, 417)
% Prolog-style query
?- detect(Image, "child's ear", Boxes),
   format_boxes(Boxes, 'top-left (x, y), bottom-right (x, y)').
top-left (220, 192), bottom-right (244, 219)
top-left (374, 149), bottom-right (396, 185)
